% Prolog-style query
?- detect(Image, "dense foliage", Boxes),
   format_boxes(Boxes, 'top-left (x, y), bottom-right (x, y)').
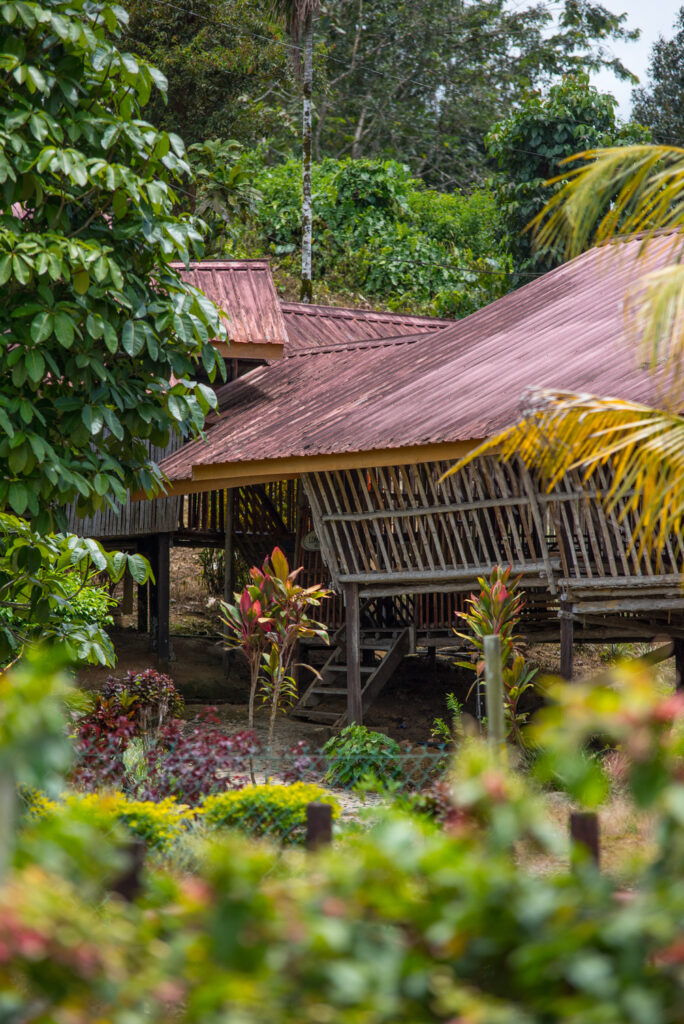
top-left (0, 0), bottom-right (226, 531)
top-left (632, 7), bottom-right (684, 145)
top-left (0, 516), bottom-right (151, 666)
top-left (315, 0), bottom-right (639, 189)
top-left (121, 0), bottom-right (640, 191)
top-left (119, 0), bottom-right (291, 147)
top-left (233, 154), bottom-right (510, 315)
top-left (5, 655), bottom-right (684, 1020)
top-left (487, 75), bottom-right (650, 281)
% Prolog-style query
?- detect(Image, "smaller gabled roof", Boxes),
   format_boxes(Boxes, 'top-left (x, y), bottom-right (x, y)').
top-left (171, 259), bottom-right (287, 359)
top-left (280, 302), bottom-right (453, 351)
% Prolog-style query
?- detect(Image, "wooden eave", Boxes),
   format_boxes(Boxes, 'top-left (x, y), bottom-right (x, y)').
top-left (144, 440), bottom-right (483, 499)
top-left (212, 341), bottom-right (284, 360)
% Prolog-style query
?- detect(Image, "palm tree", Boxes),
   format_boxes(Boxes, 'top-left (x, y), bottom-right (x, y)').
top-left (448, 143), bottom-right (684, 561)
top-left (270, 0), bottom-right (320, 303)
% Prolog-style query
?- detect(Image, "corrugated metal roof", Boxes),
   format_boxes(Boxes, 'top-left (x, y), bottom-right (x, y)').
top-left (162, 235), bottom-right (682, 484)
top-left (171, 260), bottom-right (288, 348)
top-left (280, 301), bottom-right (453, 350)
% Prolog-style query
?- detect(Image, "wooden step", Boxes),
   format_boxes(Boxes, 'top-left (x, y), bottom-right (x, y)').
top-left (309, 687), bottom-right (348, 695)
top-left (289, 709), bottom-right (340, 722)
top-left (327, 665), bottom-right (375, 673)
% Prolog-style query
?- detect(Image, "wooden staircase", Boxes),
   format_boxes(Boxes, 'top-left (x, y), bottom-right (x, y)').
top-left (290, 626), bottom-right (411, 729)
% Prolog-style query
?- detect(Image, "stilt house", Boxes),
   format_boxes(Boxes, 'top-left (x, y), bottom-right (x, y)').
top-left (150, 235), bottom-right (684, 728)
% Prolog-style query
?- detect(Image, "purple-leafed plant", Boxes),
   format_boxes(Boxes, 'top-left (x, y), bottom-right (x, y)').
top-left (138, 713), bottom-right (260, 805)
top-left (221, 547), bottom-right (330, 747)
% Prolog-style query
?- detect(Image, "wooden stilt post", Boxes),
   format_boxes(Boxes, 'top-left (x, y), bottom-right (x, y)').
top-left (222, 489), bottom-right (235, 677)
top-left (155, 533), bottom-right (172, 665)
top-left (137, 540), bottom-right (149, 637)
top-left (674, 639), bottom-right (684, 690)
top-left (121, 569), bottom-right (134, 616)
top-left (560, 601), bottom-right (574, 681)
top-left (343, 582), bottom-right (362, 725)
top-left (148, 537), bottom-right (159, 654)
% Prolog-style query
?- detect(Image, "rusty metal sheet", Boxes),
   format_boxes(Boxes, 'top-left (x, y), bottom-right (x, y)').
top-left (280, 302), bottom-right (453, 350)
top-left (162, 235), bottom-right (683, 483)
top-left (171, 260), bottom-right (288, 348)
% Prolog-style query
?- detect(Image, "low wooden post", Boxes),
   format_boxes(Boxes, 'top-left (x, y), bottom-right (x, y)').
top-left (306, 802), bottom-right (333, 850)
top-left (111, 838), bottom-right (146, 902)
top-left (569, 811), bottom-right (600, 867)
top-left (484, 633), bottom-right (505, 755)
top-left (674, 639), bottom-right (684, 690)
top-left (343, 582), bottom-right (362, 725)
top-left (560, 601), bottom-right (574, 681)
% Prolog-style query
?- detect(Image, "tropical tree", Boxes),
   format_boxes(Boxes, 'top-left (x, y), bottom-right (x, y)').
top-left (632, 7), bottom-right (684, 146)
top-left (448, 142), bottom-right (684, 561)
top-left (119, 0), bottom-right (291, 148)
top-left (0, 0), bottom-right (228, 533)
top-left (269, 0), bottom-right (320, 302)
top-left (314, 0), bottom-right (640, 190)
top-left (486, 75), bottom-right (649, 282)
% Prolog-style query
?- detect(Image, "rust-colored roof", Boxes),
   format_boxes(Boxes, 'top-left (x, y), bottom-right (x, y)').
top-left (280, 301), bottom-right (453, 350)
top-left (171, 260), bottom-right (288, 354)
top-left (162, 235), bottom-right (682, 485)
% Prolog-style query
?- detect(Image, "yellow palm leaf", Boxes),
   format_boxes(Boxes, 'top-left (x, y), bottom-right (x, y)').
top-left (443, 391), bottom-right (684, 560)
top-left (532, 144), bottom-right (684, 259)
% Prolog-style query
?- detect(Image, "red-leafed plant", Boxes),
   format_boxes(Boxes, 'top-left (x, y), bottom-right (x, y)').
top-left (138, 713), bottom-right (260, 805)
top-left (221, 547), bottom-right (330, 747)
top-left (454, 566), bottom-right (537, 745)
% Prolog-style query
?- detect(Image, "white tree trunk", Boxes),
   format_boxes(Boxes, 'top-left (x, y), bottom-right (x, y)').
top-left (301, 10), bottom-right (314, 303)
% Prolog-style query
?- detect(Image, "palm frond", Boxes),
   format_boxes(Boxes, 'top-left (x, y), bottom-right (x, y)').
top-left (531, 144), bottom-right (684, 260)
top-left (627, 262), bottom-right (684, 387)
top-left (267, 0), bottom-right (320, 45)
top-left (443, 391), bottom-right (684, 559)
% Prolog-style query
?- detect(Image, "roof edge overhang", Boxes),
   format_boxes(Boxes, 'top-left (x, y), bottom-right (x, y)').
top-left (212, 341), bottom-right (284, 360)
top-left (141, 439), bottom-right (483, 498)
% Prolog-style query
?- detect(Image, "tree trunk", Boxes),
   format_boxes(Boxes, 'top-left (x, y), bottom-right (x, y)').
top-left (300, 9), bottom-right (314, 303)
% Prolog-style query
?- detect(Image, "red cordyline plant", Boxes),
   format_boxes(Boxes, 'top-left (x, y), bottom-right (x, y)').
top-left (454, 566), bottom-right (537, 745)
top-left (221, 547), bottom-right (330, 747)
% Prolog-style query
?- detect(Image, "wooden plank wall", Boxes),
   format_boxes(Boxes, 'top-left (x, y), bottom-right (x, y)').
top-left (67, 440), bottom-right (182, 541)
top-left (303, 457), bottom-right (683, 614)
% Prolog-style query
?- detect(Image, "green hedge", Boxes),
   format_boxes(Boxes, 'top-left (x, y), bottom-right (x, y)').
top-left (201, 782), bottom-right (341, 843)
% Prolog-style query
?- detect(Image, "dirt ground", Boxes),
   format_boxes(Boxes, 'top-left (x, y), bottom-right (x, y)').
top-left (82, 547), bottom-right (674, 749)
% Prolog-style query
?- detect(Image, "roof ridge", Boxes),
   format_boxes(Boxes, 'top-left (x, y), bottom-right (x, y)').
top-left (282, 331), bottom-right (438, 359)
top-left (280, 300), bottom-right (452, 324)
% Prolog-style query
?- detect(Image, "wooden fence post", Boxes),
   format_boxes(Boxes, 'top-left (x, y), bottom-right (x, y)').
top-left (569, 811), bottom-right (600, 867)
top-left (306, 802), bottom-right (333, 850)
top-left (483, 633), bottom-right (505, 755)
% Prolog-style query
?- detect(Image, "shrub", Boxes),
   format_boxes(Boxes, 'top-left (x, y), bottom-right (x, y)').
top-left (201, 782), bottom-right (340, 843)
top-left (138, 715), bottom-right (259, 805)
top-left (322, 725), bottom-right (403, 787)
top-left (29, 791), bottom-right (192, 851)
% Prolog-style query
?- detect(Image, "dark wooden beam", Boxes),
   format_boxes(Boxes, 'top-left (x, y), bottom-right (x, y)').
top-left (343, 582), bottom-right (362, 724)
top-left (155, 533), bottom-right (171, 664)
